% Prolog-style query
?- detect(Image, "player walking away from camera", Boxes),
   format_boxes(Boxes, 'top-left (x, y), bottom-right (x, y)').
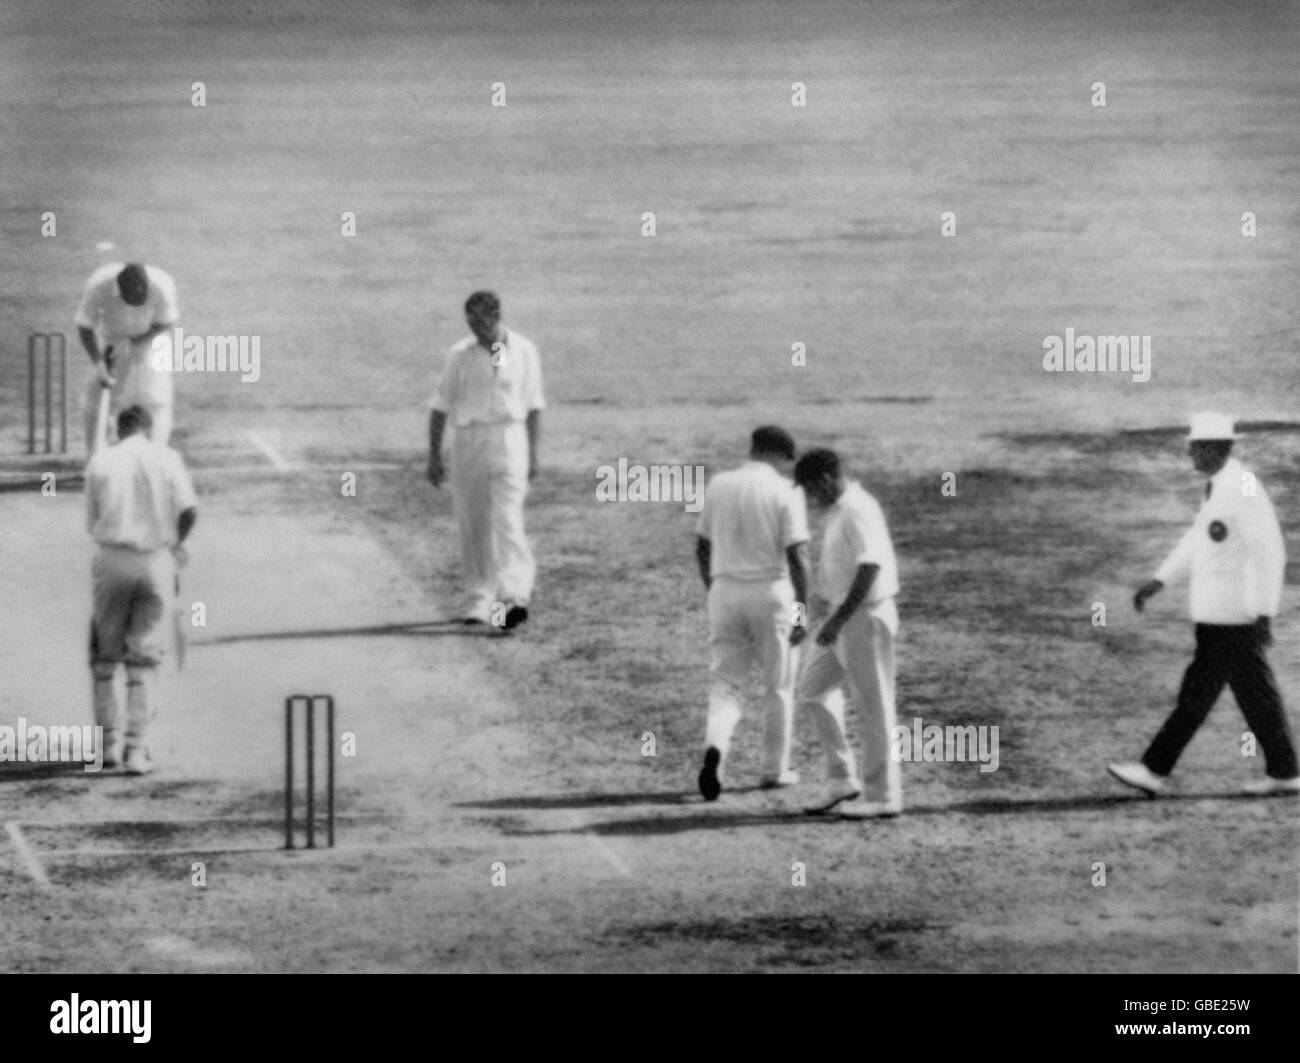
top-left (75, 262), bottom-right (181, 454)
top-left (1110, 413), bottom-right (1299, 797)
top-left (86, 406), bottom-right (197, 774)
top-left (427, 291), bottom-right (543, 629)
top-left (795, 448), bottom-right (903, 819)
top-left (695, 426), bottom-right (809, 800)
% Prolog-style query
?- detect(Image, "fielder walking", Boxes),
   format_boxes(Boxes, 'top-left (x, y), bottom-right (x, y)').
top-left (695, 426), bottom-right (809, 799)
top-left (426, 291), bottom-right (543, 628)
top-left (75, 262), bottom-right (181, 454)
top-left (1110, 413), bottom-right (1299, 796)
top-left (794, 448), bottom-right (904, 819)
top-left (86, 406), bottom-right (197, 774)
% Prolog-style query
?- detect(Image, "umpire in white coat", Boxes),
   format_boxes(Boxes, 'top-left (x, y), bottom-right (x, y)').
top-left (1110, 413), bottom-right (1299, 796)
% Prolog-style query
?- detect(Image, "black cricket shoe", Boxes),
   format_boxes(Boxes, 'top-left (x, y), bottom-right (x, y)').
top-left (698, 746), bottom-right (722, 801)
top-left (503, 605), bottom-right (529, 630)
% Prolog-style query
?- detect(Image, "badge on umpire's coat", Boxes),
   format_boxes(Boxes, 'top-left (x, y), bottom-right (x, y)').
top-left (1208, 520), bottom-right (1227, 542)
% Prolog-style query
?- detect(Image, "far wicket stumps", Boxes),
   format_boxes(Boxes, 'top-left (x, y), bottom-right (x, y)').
top-left (27, 331), bottom-right (67, 455)
top-left (284, 694), bottom-right (336, 849)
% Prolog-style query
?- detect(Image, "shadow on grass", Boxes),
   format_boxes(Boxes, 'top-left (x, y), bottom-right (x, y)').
top-left (485, 790), bottom-right (1281, 836)
top-left (0, 762), bottom-right (100, 783)
top-left (194, 620), bottom-right (514, 645)
top-left (456, 784), bottom-right (781, 811)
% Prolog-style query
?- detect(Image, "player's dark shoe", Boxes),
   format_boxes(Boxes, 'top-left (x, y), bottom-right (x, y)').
top-left (698, 746), bottom-right (722, 801)
top-left (503, 605), bottom-right (529, 630)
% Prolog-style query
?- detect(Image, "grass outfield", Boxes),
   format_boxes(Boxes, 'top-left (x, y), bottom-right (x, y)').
top-left (0, 0), bottom-right (1297, 972)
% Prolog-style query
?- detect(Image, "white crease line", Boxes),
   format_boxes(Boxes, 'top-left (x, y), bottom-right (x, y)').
top-left (565, 810), bottom-right (631, 877)
top-left (4, 820), bottom-right (51, 888)
top-left (245, 431), bottom-right (295, 472)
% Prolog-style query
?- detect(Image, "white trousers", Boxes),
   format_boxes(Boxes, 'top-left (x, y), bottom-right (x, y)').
top-left (797, 598), bottom-right (900, 806)
top-left (705, 577), bottom-right (797, 778)
top-left (449, 421), bottom-right (535, 620)
top-left (90, 546), bottom-right (175, 749)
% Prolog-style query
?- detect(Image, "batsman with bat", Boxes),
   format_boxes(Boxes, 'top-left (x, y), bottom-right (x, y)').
top-left (76, 262), bottom-right (181, 455)
top-left (85, 405), bottom-right (197, 774)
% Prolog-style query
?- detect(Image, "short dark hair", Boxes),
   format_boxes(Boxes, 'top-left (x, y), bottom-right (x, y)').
top-left (464, 290), bottom-right (500, 318)
top-left (750, 425), bottom-right (795, 461)
top-left (117, 263), bottom-right (148, 304)
top-left (117, 404), bottom-right (153, 438)
top-left (793, 448), bottom-right (841, 488)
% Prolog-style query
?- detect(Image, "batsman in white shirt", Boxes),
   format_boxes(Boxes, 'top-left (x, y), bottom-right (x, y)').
top-left (74, 262), bottom-right (181, 454)
top-left (1110, 413), bottom-right (1299, 796)
top-left (86, 405), bottom-right (197, 775)
top-left (695, 426), bottom-right (810, 800)
top-left (794, 448), bottom-right (904, 819)
top-left (427, 291), bottom-right (543, 628)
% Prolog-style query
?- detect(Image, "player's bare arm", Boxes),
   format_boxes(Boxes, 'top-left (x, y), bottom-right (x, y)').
top-left (426, 409), bottom-right (447, 486)
top-left (786, 541), bottom-right (809, 646)
top-left (817, 562), bottom-right (878, 646)
top-left (695, 536), bottom-right (711, 590)
top-left (526, 408), bottom-right (540, 480)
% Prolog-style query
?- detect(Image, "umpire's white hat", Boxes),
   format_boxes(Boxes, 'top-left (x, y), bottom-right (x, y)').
top-left (1187, 412), bottom-right (1239, 441)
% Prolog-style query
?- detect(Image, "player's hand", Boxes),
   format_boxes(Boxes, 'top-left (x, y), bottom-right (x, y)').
top-left (789, 623), bottom-right (808, 647)
top-left (1133, 579), bottom-right (1163, 613)
top-left (426, 456), bottom-right (445, 487)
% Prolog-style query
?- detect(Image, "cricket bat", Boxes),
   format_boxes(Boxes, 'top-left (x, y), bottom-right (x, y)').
top-left (94, 384), bottom-right (111, 454)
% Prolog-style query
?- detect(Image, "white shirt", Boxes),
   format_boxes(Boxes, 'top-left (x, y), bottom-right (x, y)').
top-left (74, 263), bottom-right (180, 406)
top-left (87, 434), bottom-right (197, 551)
top-left (820, 481), bottom-right (899, 607)
top-left (429, 328), bottom-right (544, 426)
top-left (696, 461), bottom-right (808, 581)
top-left (1154, 457), bottom-right (1286, 624)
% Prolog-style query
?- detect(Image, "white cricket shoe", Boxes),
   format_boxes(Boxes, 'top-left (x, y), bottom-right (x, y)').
top-left (1107, 761), bottom-right (1165, 795)
top-left (1241, 775), bottom-right (1300, 796)
top-left (837, 798), bottom-right (902, 819)
top-left (803, 780), bottom-right (863, 815)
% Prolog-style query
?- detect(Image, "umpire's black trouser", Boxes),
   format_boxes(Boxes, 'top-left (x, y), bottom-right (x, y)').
top-left (1143, 622), bottom-right (1299, 780)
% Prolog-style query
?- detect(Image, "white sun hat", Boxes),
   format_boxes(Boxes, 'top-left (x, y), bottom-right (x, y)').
top-left (1187, 412), bottom-right (1239, 441)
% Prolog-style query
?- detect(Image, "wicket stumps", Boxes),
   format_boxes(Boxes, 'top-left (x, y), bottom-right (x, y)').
top-left (284, 694), bottom-right (336, 849)
top-left (27, 332), bottom-right (67, 455)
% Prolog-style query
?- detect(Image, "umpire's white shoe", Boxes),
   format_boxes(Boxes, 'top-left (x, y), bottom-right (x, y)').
top-left (837, 798), bottom-right (901, 820)
top-left (1241, 775), bottom-right (1300, 796)
top-left (804, 780), bottom-right (862, 815)
top-left (1107, 761), bottom-right (1165, 795)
